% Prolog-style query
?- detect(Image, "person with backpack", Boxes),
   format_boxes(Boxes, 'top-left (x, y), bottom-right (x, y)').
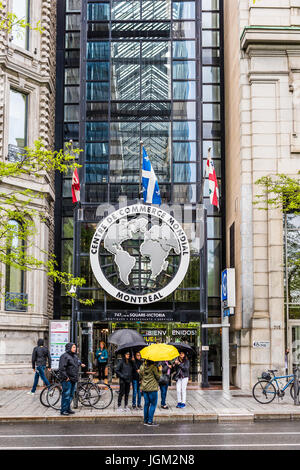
top-left (27, 338), bottom-right (51, 395)
top-left (139, 360), bottom-right (161, 426)
top-left (115, 351), bottom-right (133, 411)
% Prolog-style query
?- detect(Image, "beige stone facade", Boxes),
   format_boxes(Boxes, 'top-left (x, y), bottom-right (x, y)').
top-left (224, 0), bottom-right (300, 388)
top-left (0, 0), bottom-right (56, 388)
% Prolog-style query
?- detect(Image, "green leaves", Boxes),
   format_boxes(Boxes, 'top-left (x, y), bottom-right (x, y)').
top-left (0, 2), bottom-right (44, 35)
top-left (254, 173), bottom-right (300, 214)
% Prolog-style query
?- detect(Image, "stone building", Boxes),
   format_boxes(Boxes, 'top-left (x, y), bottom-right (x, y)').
top-left (224, 0), bottom-right (300, 388)
top-left (0, 0), bottom-right (56, 388)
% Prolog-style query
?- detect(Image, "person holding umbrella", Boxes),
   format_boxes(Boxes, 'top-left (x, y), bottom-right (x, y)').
top-left (132, 351), bottom-right (143, 410)
top-left (115, 351), bottom-right (133, 412)
top-left (173, 351), bottom-right (190, 408)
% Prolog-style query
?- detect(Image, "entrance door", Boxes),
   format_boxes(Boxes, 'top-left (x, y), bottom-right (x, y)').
top-left (290, 324), bottom-right (300, 371)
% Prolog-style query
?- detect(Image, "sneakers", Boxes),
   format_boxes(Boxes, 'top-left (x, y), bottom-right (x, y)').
top-left (181, 403), bottom-right (186, 408)
top-left (137, 406), bottom-right (143, 410)
top-left (124, 406), bottom-right (131, 412)
top-left (145, 422), bottom-right (159, 427)
top-left (132, 405), bottom-right (136, 409)
top-left (176, 403), bottom-right (185, 408)
top-left (117, 407), bottom-right (125, 412)
top-left (27, 391), bottom-right (35, 395)
top-left (161, 405), bottom-right (169, 409)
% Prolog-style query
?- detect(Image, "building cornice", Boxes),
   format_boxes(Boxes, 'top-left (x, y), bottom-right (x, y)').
top-left (241, 26), bottom-right (300, 51)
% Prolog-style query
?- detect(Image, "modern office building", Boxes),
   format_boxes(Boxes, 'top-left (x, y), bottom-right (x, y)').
top-left (55, 0), bottom-right (224, 383)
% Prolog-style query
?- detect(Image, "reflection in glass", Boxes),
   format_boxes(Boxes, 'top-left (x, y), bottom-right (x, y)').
top-left (141, 122), bottom-right (171, 183)
top-left (173, 81), bottom-right (196, 100)
top-left (87, 62), bottom-right (110, 81)
top-left (203, 122), bottom-right (221, 139)
top-left (202, 12), bottom-right (219, 28)
top-left (111, 42), bottom-right (140, 100)
top-left (202, 49), bottom-right (220, 65)
top-left (5, 220), bottom-right (25, 295)
top-left (64, 105), bottom-right (79, 122)
top-left (173, 184), bottom-right (196, 203)
top-left (88, 2), bottom-right (110, 21)
top-left (202, 0), bottom-right (219, 10)
top-left (86, 143), bottom-right (109, 162)
top-left (173, 61), bottom-right (195, 79)
top-left (173, 41), bottom-right (195, 59)
top-left (65, 68), bottom-right (80, 85)
top-left (173, 142), bottom-right (196, 162)
top-left (203, 85), bottom-right (220, 102)
top-left (9, 89), bottom-right (27, 148)
top-left (86, 102), bottom-right (109, 121)
top-left (64, 86), bottom-right (79, 103)
top-left (86, 164), bottom-right (109, 183)
top-left (142, 1), bottom-right (171, 20)
top-left (86, 122), bottom-right (109, 141)
top-left (203, 103), bottom-right (220, 121)
top-left (203, 140), bottom-right (221, 158)
top-left (87, 41), bottom-right (110, 60)
top-left (110, 122), bottom-right (140, 183)
top-left (207, 216), bottom-right (221, 239)
top-left (174, 163), bottom-right (197, 183)
top-left (202, 30), bottom-right (220, 47)
top-left (173, 101), bottom-right (196, 120)
top-left (172, 22), bottom-right (195, 39)
top-left (66, 0), bottom-right (81, 12)
top-left (207, 240), bottom-right (221, 297)
top-left (65, 32), bottom-right (80, 49)
top-left (173, 121), bottom-right (196, 140)
top-left (12, 0), bottom-right (29, 49)
top-left (111, 1), bottom-right (141, 20)
top-left (173, 2), bottom-right (195, 19)
top-left (87, 82), bottom-right (109, 101)
top-left (202, 66), bottom-right (220, 83)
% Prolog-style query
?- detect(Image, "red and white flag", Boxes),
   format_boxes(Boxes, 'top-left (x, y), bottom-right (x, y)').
top-left (206, 149), bottom-right (220, 210)
top-left (71, 167), bottom-right (80, 203)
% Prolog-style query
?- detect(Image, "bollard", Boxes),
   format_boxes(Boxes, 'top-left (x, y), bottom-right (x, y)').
top-left (294, 367), bottom-right (300, 406)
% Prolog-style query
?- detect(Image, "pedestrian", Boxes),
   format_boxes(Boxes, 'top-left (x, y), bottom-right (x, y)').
top-left (58, 342), bottom-right (79, 416)
top-left (95, 341), bottom-right (108, 383)
top-left (159, 360), bottom-right (172, 409)
top-left (174, 351), bottom-right (190, 408)
top-left (115, 351), bottom-right (133, 411)
top-left (132, 351), bottom-right (143, 410)
top-left (139, 359), bottom-right (161, 426)
top-left (27, 338), bottom-right (51, 395)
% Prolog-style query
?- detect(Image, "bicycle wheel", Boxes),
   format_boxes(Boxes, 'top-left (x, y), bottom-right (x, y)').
top-left (252, 380), bottom-right (276, 404)
top-left (40, 387), bottom-right (50, 408)
top-left (77, 382), bottom-right (99, 407)
top-left (92, 383), bottom-right (113, 410)
top-left (47, 384), bottom-right (62, 410)
top-left (290, 381), bottom-right (300, 399)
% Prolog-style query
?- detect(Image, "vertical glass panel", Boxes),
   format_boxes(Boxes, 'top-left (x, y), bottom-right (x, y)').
top-left (88, 2), bottom-right (110, 21)
top-left (86, 82), bottom-right (109, 101)
top-left (110, 122), bottom-right (140, 183)
top-left (207, 240), bottom-right (221, 297)
top-left (173, 60), bottom-right (196, 79)
top-left (87, 62), bottom-right (110, 81)
top-left (203, 140), bottom-right (221, 158)
top-left (65, 14), bottom-right (81, 30)
top-left (173, 184), bottom-right (197, 203)
top-left (202, 12), bottom-right (220, 28)
top-left (141, 42), bottom-right (171, 100)
top-left (173, 1), bottom-right (195, 19)
top-left (203, 103), bottom-right (221, 121)
top-left (173, 81), bottom-right (196, 100)
top-left (173, 163), bottom-right (197, 182)
top-left (12, 0), bottom-right (29, 49)
top-left (9, 89), bottom-right (27, 147)
top-left (202, 30), bottom-right (220, 47)
top-left (142, 1), bottom-right (171, 20)
top-left (64, 105), bottom-right (79, 121)
top-left (141, 122), bottom-right (171, 183)
top-left (85, 164), bottom-right (109, 183)
top-left (173, 142), bottom-right (196, 161)
top-left (202, 0), bottom-right (219, 10)
top-left (65, 32), bottom-right (80, 49)
top-left (173, 41), bottom-right (195, 59)
top-left (203, 85), bottom-right (220, 102)
top-left (64, 123), bottom-right (79, 140)
top-left (111, 42), bottom-right (140, 100)
top-left (87, 41), bottom-right (110, 59)
top-left (173, 121), bottom-right (196, 140)
top-left (66, 0), bottom-right (81, 12)
top-left (207, 216), bottom-right (221, 239)
top-left (173, 22), bottom-right (195, 39)
top-left (62, 239), bottom-right (73, 274)
top-left (5, 220), bottom-right (24, 294)
top-left (64, 86), bottom-right (80, 103)
top-left (202, 66), bottom-right (220, 83)
top-left (65, 68), bottom-right (80, 84)
top-left (202, 49), bottom-right (220, 65)
top-left (111, 1), bottom-right (141, 20)
top-left (173, 101), bottom-right (196, 120)
top-left (62, 217), bottom-right (74, 239)
top-left (86, 142), bottom-right (109, 162)
top-left (86, 122), bottom-right (109, 141)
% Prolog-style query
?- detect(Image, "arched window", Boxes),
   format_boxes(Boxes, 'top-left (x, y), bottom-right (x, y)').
top-left (5, 220), bottom-right (27, 311)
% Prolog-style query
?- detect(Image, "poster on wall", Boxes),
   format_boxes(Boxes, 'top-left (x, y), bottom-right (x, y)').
top-left (49, 320), bottom-right (70, 369)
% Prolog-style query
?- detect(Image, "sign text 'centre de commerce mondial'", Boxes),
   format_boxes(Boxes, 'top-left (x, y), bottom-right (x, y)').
top-left (90, 204), bottom-right (190, 305)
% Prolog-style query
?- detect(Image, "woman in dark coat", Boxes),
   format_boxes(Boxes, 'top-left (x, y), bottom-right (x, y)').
top-left (115, 351), bottom-right (133, 411)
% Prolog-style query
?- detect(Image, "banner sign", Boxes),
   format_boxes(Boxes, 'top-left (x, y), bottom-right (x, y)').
top-left (106, 311), bottom-right (174, 322)
top-left (49, 320), bottom-right (70, 369)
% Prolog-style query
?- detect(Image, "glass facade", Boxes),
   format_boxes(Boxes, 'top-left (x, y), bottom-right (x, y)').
top-left (55, 0), bottom-right (224, 334)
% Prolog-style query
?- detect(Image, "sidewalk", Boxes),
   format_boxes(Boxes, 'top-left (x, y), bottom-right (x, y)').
top-left (1, 385), bottom-right (300, 423)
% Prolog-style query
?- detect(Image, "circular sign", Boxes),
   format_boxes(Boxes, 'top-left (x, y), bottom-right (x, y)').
top-left (90, 204), bottom-right (190, 305)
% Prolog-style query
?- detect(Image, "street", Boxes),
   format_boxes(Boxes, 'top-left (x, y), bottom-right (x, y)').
top-left (1, 420), bottom-right (300, 451)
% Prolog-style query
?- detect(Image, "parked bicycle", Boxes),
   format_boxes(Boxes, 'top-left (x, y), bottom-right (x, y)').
top-left (252, 369), bottom-right (300, 404)
top-left (39, 369), bottom-right (61, 408)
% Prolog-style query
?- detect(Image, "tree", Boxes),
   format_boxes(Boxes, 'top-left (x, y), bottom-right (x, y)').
top-left (0, 140), bottom-right (94, 309)
top-left (0, 1), bottom-right (43, 36)
top-left (254, 173), bottom-right (300, 214)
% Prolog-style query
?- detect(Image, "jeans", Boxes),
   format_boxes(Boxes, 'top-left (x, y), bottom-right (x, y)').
top-left (98, 362), bottom-right (107, 380)
top-left (31, 365), bottom-right (50, 393)
top-left (159, 384), bottom-right (168, 406)
top-left (132, 379), bottom-right (142, 407)
top-left (61, 380), bottom-right (76, 414)
top-left (143, 391), bottom-right (158, 424)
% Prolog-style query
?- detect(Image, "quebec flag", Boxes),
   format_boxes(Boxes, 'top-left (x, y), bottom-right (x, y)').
top-left (142, 147), bottom-right (161, 205)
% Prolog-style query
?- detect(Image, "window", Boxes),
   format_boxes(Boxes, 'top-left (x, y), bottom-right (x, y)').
top-left (229, 222), bottom-right (235, 268)
top-left (8, 89), bottom-right (28, 161)
top-left (5, 220), bottom-right (27, 311)
top-left (11, 0), bottom-right (30, 50)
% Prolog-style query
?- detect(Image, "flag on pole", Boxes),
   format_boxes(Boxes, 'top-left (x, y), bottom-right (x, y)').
top-left (71, 167), bottom-right (80, 203)
top-left (206, 149), bottom-right (219, 210)
top-left (142, 147), bottom-right (161, 205)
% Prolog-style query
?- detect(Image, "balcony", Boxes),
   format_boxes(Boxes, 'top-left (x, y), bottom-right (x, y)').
top-left (5, 292), bottom-right (28, 312)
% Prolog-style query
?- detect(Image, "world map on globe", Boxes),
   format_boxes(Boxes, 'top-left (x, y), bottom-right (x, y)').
top-left (102, 216), bottom-right (181, 288)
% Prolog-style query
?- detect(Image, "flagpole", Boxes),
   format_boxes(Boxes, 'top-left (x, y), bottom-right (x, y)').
top-left (139, 140), bottom-right (143, 200)
top-left (200, 147), bottom-right (211, 203)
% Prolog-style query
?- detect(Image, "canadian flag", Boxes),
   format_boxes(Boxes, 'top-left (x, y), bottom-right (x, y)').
top-left (206, 149), bottom-right (220, 210)
top-left (71, 168), bottom-right (80, 203)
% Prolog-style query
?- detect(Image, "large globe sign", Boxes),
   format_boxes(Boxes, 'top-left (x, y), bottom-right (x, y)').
top-left (90, 204), bottom-right (190, 305)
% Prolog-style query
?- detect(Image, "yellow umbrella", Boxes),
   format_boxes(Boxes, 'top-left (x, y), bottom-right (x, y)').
top-left (140, 343), bottom-right (179, 362)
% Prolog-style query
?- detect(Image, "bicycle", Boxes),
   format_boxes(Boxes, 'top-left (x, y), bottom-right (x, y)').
top-left (39, 369), bottom-right (61, 408)
top-left (73, 372), bottom-right (113, 410)
top-left (252, 369), bottom-right (300, 404)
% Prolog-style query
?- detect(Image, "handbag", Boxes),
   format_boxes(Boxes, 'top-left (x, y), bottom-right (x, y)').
top-left (159, 374), bottom-right (169, 386)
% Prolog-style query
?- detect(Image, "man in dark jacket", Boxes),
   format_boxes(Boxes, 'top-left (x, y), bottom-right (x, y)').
top-left (132, 352), bottom-right (143, 409)
top-left (115, 351), bottom-right (133, 411)
top-left (59, 342), bottom-right (79, 416)
top-left (28, 338), bottom-right (51, 395)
